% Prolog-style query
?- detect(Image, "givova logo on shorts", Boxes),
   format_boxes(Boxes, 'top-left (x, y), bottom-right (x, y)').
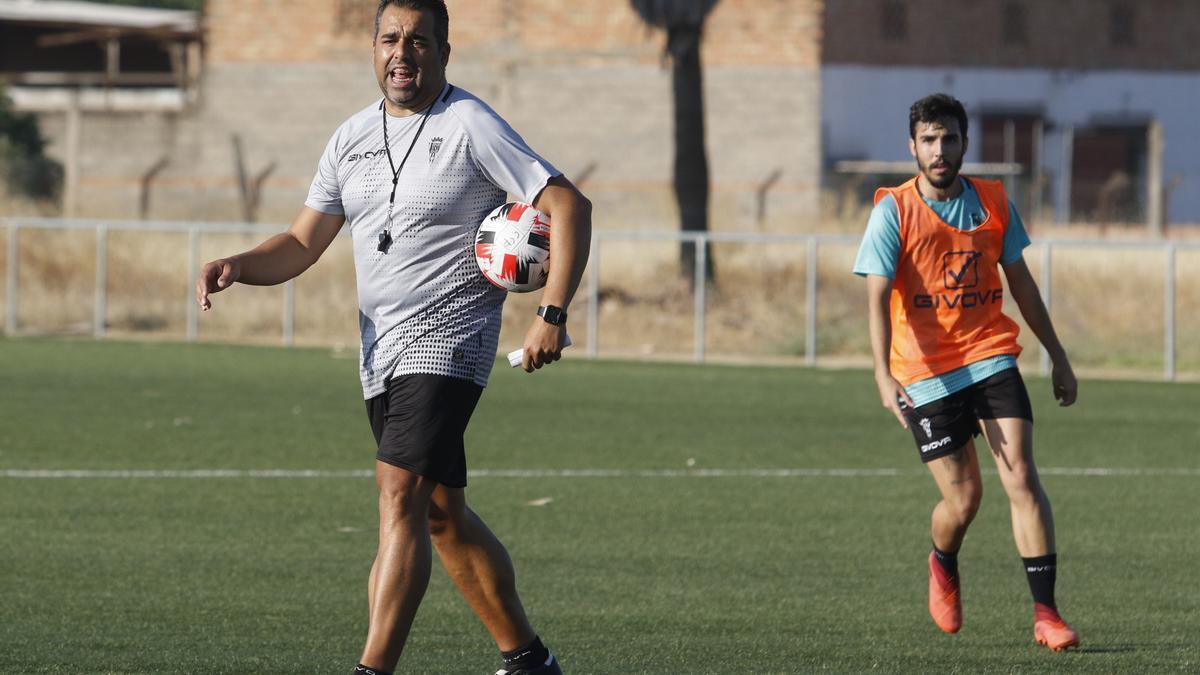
top-left (921, 436), bottom-right (953, 454)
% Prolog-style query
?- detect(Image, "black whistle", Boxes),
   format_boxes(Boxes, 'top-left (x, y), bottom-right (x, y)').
top-left (377, 230), bottom-right (393, 253)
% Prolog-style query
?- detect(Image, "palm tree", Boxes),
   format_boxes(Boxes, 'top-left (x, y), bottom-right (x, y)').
top-left (629, 0), bottom-right (719, 285)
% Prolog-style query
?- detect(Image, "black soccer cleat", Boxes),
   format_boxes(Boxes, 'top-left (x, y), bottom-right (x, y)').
top-left (495, 651), bottom-right (562, 675)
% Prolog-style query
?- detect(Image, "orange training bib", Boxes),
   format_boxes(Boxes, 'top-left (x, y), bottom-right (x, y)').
top-left (875, 176), bottom-right (1022, 385)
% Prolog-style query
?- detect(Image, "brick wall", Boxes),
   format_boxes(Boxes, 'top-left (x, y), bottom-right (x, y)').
top-left (36, 0), bottom-right (823, 229)
top-left (824, 0), bottom-right (1200, 70)
top-left (207, 0), bottom-right (821, 67)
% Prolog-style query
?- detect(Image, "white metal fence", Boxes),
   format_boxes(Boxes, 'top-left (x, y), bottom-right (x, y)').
top-left (586, 229), bottom-right (1195, 381)
top-left (3, 217), bottom-right (1196, 381)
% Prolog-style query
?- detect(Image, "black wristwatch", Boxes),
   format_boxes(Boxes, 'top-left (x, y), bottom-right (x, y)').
top-left (537, 305), bottom-right (567, 325)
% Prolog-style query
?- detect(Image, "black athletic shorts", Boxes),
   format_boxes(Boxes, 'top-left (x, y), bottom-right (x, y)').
top-left (365, 373), bottom-right (483, 488)
top-left (899, 367), bottom-right (1033, 463)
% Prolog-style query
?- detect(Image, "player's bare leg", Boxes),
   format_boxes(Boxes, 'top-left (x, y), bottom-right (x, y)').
top-left (979, 418), bottom-right (1053, 555)
top-left (923, 443), bottom-right (982, 633)
top-left (428, 484), bottom-right (536, 650)
top-left (980, 416), bottom-right (1079, 651)
top-left (360, 462), bottom-right (440, 671)
top-left (926, 443), bottom-right (983, 553)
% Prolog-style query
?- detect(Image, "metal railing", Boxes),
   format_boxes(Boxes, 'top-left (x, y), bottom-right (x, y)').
top-left (584, 230), bottom-right (861, 367)
top-left (587, 230), bottom-right (1195, 381)
top-left (3, 217), bottom-right (1197, 381)
top-left (4, 218), bottom-right (290, 344)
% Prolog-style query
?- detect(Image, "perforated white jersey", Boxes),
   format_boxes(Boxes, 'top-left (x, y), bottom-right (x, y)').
top-left (305, 83), bottom-right (558, 398)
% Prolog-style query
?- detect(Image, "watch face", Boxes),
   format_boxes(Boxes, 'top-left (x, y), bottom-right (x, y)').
top-left (540, 306), bottom-right (564, 324)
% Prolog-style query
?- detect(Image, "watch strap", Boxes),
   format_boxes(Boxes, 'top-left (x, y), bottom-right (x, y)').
top-left (537, 305), bottom-right (567, 325)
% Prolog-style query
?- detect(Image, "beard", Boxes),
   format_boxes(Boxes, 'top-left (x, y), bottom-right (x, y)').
top-left (920, 155), bottom-right (962, 190)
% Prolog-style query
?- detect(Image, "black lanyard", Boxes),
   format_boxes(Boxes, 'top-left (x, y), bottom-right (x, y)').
top-left (377, 99), bottom-right (434, 253)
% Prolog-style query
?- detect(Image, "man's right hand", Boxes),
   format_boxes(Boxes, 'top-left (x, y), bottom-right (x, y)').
top-left (875, 371), bottom-right (914, 429)
top-left (196, 257), bottom-right (242, 311)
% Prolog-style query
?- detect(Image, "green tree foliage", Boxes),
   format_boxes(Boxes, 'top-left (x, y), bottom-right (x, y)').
top-left (0, 84), bottom-right (63, 200)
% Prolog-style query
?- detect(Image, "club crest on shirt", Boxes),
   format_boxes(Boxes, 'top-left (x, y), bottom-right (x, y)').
top-left (429, 137), bottom-right (444, 162)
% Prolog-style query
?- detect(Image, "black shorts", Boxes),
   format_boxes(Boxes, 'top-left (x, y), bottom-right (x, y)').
top-left (365, 373), bottom-right (483, 488)
top-left (900, 367), bottom-right (1033, 463)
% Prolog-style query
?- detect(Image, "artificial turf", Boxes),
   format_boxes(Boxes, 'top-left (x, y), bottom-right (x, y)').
top-left (1, 337), bottom-right (1197, 673)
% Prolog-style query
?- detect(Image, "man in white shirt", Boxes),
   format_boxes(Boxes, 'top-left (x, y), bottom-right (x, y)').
top-left (196, 2), bottom-right (589, 672)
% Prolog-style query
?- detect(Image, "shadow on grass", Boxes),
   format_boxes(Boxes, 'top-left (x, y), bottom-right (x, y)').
top-left (1073, 646), bottom-right (1136, 654)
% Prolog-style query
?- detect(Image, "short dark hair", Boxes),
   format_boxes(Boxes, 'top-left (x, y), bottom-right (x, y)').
top-left (909, 93), bottom-right (968, 139)
top-left (375, 0), bottom-right (449, 46)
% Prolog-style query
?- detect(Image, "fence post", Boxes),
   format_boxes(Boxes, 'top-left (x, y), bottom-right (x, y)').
top-left (1031, 120), bottom-right (1045, 221)
top-left (806, 238), bottom-right (818, 367)
top-left (586, 236), bottom-right (599, 358)
top-left (282, 279), bottom-right (295, 347)
top-left (1039, 243), bottom-right (1052, 376)
top-left (94, 224), bottom-right (108, 339)
top-left (5, 224), bottom-right (16, 335)
top-left (1002, 119), bottom-right (1016, 200)
top-left (1057, 126), bottom-right (1073, 224)
top-left (693, 233), bottom-right (707, 363)
top-left (1147, 121), bottom-right (1164, 238)
top-left (187, 227), bottom-right (199, 341)
top-left (1164, 244), bottom-right (1176, 382)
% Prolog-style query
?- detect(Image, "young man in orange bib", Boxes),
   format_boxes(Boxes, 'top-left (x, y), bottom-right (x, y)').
top-left (854, 93), bottom-right (1080, 651)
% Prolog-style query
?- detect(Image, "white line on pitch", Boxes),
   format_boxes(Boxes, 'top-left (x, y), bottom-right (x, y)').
top-left (1, 467), bottom-right (1198, 479)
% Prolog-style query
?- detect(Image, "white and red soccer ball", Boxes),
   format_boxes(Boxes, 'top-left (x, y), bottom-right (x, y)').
top-left (474, 201), bottom-right (551, 293)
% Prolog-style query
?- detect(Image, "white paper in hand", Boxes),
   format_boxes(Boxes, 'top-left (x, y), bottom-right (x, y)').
top-left (509, 334), bottom-right (573, 368)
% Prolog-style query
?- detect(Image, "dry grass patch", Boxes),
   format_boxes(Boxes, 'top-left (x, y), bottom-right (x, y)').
top-left (3, 219), bottom-right (1197, 378)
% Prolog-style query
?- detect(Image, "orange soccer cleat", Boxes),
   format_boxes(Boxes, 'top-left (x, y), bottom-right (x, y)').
top-left (1033, 605), bottom-right (1080, 651)
top-left (928, 551), bottom-right (962, 633)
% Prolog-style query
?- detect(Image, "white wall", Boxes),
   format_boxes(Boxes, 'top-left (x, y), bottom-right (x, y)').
top-left (822, 65), bottom-right (1200, 224)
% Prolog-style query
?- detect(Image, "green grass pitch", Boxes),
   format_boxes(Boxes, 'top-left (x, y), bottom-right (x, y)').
top-left (1, 337), bottom-right (1197, 673)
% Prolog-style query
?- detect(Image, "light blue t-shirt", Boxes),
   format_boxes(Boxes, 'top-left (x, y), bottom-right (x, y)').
top-left (853, 177), bottom-right (1030, 278)
top-left (853, 177), bottom-right (1031, 407)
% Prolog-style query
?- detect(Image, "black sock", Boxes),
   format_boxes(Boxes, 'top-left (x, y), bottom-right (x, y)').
top-left (353, 664), bottom-right (391, 675)
top-left (932, 544), bottom-right (959, 579)
top-left (1022, 553), bottom-right (1057, 607)
top-left (502, 635), bottom-right (550, 669)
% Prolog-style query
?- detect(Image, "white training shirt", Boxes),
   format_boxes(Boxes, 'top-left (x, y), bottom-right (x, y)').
top-left (305, 83), bottom-right (558, 398)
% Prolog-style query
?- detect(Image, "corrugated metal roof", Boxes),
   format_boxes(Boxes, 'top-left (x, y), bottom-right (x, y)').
top-left (0, 0), bottom-right (197, 31)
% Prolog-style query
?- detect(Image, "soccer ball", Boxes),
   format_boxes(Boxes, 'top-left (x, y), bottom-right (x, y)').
top-left (474, 201), bottom-right (551, 293)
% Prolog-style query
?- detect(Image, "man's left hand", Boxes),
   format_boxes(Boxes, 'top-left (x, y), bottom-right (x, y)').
top-left (521, 319), bottom-right (566, 373)
top-left (1052, 361), bottom-right (1078, 407)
